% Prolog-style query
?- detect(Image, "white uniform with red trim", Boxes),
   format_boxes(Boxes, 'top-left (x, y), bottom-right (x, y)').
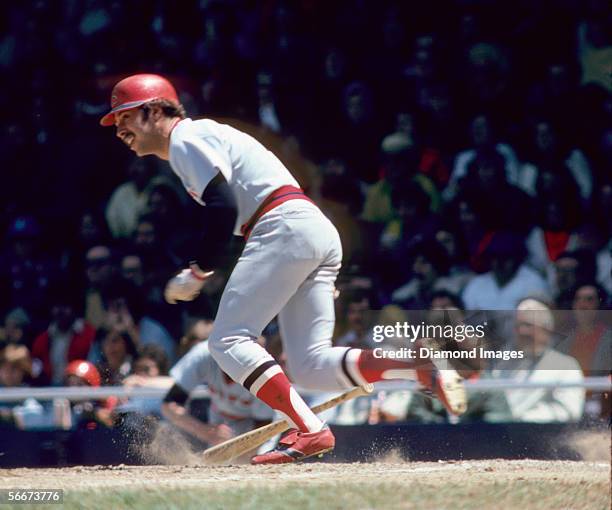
top-left (170, 119), bottom-right (300, 235)
top-left (168, 118), bottom-right (353, 392)
top-left (169, 341), bottom-right (273, 436)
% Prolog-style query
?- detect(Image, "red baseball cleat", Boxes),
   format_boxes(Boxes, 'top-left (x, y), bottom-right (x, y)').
top-left (251, 427), bottom-right (335, 465)
top-left (416, 367), bottom-right (467, 416)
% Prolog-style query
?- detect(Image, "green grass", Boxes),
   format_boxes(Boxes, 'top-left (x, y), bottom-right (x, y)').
top-left (12, 479), bottom-right (610, 510)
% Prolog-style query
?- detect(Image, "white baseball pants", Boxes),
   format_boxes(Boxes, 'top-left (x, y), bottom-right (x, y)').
top-left (207, 200), bottom-right (351, 390)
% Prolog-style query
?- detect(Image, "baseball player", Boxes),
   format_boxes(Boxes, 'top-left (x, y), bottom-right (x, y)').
top-left (125, 339), bottom-right (274, 446)
top-left (100, 74), bottom-right (467, 464)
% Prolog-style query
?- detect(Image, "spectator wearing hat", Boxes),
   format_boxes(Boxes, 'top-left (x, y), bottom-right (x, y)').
top-left (31, 280), bottom-right (95, 386)
top-left (469, 298), bottom-right (584, 423)
top-left (462, 232), bottom-right (550, 310)
top-left (362, 131), bottom-right (440, 225)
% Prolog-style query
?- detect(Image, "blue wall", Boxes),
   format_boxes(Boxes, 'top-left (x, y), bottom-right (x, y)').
top-left (1, 421), bottom-right (601, 468)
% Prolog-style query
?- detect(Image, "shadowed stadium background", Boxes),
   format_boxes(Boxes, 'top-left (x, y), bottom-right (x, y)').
top-left (0, 0), bottom-right (610, 469)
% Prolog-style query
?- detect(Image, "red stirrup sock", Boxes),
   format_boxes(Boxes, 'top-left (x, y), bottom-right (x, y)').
top-left (340, 348), bottom-right (422, 386)
top-left (243, 360), bottom-right (323, 433)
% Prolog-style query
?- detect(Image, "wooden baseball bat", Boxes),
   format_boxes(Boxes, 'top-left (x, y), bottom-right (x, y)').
top-left (201, 384), bottom-right (374, 464)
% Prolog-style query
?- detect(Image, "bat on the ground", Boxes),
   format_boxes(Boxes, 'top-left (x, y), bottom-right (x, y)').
top-left (201, 384), bottom-right (374, 464)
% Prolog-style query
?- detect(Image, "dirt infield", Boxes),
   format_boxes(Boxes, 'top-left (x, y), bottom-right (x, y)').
top-left (1, 460), bottom-right (609, 510)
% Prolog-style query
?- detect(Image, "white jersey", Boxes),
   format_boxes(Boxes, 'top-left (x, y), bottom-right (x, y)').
top-left (170, 341), bottom-right (273, 433)
top-left (169, 118), bottom-right (299, 235)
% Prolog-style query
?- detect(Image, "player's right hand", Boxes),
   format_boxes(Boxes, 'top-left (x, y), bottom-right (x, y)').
top-left (164, 263), bottom-right (214, 304)
top-left (207, 423), bottom-right (234, 445)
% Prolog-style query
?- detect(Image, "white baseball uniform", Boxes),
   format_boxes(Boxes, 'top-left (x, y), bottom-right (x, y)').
top-left (168, 119), bottom-right (354, 392)
top-left (170, 341), bottom-right (273, 435)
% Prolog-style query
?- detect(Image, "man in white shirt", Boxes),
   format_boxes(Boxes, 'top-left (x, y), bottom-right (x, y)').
top-left (463, 231), bottom-right (550, 310)
top-left (99, 74), bottom-right (466, 464)
top-left (476, 298), bottom-right (584, 423)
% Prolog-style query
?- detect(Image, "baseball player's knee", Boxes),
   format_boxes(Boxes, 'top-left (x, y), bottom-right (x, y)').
top-left (207, 333), bottom-right (273, 374)
top-left (286, 353), bottom-right (326, 388)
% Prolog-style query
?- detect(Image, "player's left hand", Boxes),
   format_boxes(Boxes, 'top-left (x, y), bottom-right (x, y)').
top-left (164, 262), bottom-right (214, 304)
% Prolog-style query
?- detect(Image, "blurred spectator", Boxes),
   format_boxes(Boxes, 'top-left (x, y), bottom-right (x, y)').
top-left (391, 111), bottom-right (450, 188)
top-left (552, 250), bottom-right (598, 308)
top-left (120, 254), bottom-right (145, 288)
top-left (334, 289), bottom-right (374, 348)
top-left (132, 344), bottom-right (170, 378)
top-left (255, 70), bottom-right (283, 134)
top-left (576, 0), bottom-right (612, 92)
top-left (526, 183), bottom-right (584, 281)
top-left (60, 208), bottom-right (112, 283)
top-left (525, 61), bottom-right (582, 139)
top-left (446, 193), bottom-right (488, 269)
top-left (391, 240), bottom-right (459, 309)
top-left (459, 42), bottom-right (512, 117)
top-left (462, 232), bottom-right (550, 310)
top-left (429, 289), bottom-right (465, 311)
top-left (0, 344), bottom-right (32, 388)
top-left (132, 213), bottom-right (181, 291)
top-left (317, 158), bottom-right (365, 267)
top-left (593, 180), bottom-right (612, 296)
top-left (105, 156), bottom-right (157, 240)
top-left (178, 317), bottom-right (214, 358)
top-left (31, 281), bottom-right (95, 386)
top-left (444, 114), bottom-right (520, 201)
top-left (434, 227), bottom-right (474, 292)
top-left (558, 283), bottom-right (611, 375)
top-left (1, 308), bottom-right (33, 348)
top-left (362, 132), bottom-right (440, 225)
top-left (380, 179), bottom-right (440, 254)
top-left (455, 149), bottom-right (534, 233)
top-left (328, 81), bottom-right (383, 183)
top-left (83, 244), bottom-right (116, 329)
top-left (102, 281), bottom-right (142, 350)
top-left (144, 178), bottom-right (189, 252)
top-left (94, 328), bottom-right (137, 386)
top-left (471, 298), bottom-right (584, 423)
top-left (518, 119), bottom-right (593, 201)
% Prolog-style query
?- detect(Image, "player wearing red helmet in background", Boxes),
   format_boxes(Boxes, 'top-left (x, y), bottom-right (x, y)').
top-left (64, 360), bottom-right (115, 427)
top-left (65, 360), bottom-right (101, 387)
top-left (100, 73), bottom-right (466, 464)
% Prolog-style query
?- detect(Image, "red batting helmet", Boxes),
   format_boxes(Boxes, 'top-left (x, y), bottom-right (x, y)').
top-left (65, 360), bottom-right (101, 387)
top-left (99, 73), bottom-right (179, 127)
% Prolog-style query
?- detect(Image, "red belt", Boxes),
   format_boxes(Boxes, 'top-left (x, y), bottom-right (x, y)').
top-left (240, 185), bottom-right (314, 240)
